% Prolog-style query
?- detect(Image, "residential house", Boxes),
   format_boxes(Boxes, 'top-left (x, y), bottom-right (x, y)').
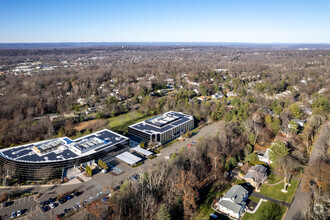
top-left (197, 96), bottom-right (209, 102)
top-left (258, 148), bottom-right (272, 165)
top-left (213, 185), bottom-right (249, 219)
top-left (227, 91), bottom-right (237, 97)
top-left (77, 97), bottom-right (87, 105)
top-left (290, 119), bottom-right (307, 128)
top-left (212, 92), bottom-right (224, 100)
top-left (243, 165), bottom-right (268, 188)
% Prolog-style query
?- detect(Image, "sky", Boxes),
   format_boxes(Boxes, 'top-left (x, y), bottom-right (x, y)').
top-left (0, 0), bottom-right (329, 43)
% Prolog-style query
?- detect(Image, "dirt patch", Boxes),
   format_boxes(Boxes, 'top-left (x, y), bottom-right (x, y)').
top-left (254, 143), bottom-right (268, 151)
top-left (74, 119), bottom-right (108, 131)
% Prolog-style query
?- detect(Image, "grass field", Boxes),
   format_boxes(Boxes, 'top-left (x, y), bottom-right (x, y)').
top-left (259, 176), bottom-right (299, 203)
top-left (242, 201), bottom-right (287, 220)
top-left (267, 173), bottom-right (284, 184)
top-left (107, 111), bottom-right (153, 134)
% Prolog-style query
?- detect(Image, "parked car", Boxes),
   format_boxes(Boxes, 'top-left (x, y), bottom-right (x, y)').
top-left (4, 201), bottom-right (14, 207)
top-left (210, 213), bottom-right (218, 219)
top-left (48, 197), bottom-right (55, 203)
top-left (59, 197), bottom-right (67, 204)
top-left (11, 211), bottom-right (16, 219)
top-left (40, 205), bottom-right (49, 212)
top-left (17, 210), bottom-right (21, 217)
top-left (49, 203), bottom-right (55, 209)
top-left (66, 194), bottom-right (74, 200)
top-left (74, 191), bottom-right (82, 197)
top-left (76, 201), bottom-right (82, 208)
top-left (64, 208), bottom-right (72, 213)
top-left (55, 213), bottom-right (64, 220)
top-left (73, 204), bottom-right (79, 210)
top-left (101, 169), bottom-right (107, 173)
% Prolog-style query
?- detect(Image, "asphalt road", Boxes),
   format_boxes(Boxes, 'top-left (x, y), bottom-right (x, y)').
top-left (284, 122), bottom-right (329, 220)
top-left (0, 122), bottom-right (223, 220)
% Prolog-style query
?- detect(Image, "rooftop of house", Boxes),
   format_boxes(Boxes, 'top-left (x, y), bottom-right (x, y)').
top-left (217, 185), bottom-right (249, 214)
top-left (0, 129), bottom-right (128, 163)
top-left (243, 165), bottom-right (267, 180)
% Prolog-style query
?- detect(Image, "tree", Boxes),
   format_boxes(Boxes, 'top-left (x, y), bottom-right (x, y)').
top-left (98, 159), bottom-right (108, 170)
top-left (311, 96), bottom-right (329, 115)
top-left (244, 144), bottom-right (253, 157)
top-left (289, 120), bottom-right (299, 134)
top-left (275, 155), bottom-right (300, 192)
top-left (156, 205), bottom-right (171, 220)
top-left (290, 103), bottom-right (302, 119)
top-left (269, 141), bottom-right (290, 162)
top-left (140, 142), bottom-right (145, 148)
top-left (86, 165), bottom-right (92, 177)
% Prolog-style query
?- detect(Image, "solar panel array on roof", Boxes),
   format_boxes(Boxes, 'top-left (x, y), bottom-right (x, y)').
top-left (0, 129), bottom-right (129, 163)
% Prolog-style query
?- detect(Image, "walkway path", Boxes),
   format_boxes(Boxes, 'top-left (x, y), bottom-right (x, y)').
top-left (251, 192), bottom-right (290, 207)
top-left (247, 199), bottom-right (266, 214)
top-left (266, 179), bottom-right (284, 186)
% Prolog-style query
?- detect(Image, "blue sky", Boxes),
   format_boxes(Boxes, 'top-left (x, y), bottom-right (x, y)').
top-left (0, 0), bottom-right (329, 43)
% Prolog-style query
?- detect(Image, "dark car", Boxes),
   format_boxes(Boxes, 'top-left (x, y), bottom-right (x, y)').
top-left (66, 195), bottom-right (74, 200)
top-left (40, 206), bottom-right (49, 212)
top-left (64, 208), bottom-right (72, 213)
top-left (42, 200), bottom-right (50, 206)
top-left (59, 197), bottom-right (67, 204)
top-left (4, 201), bottom-right (14, 207)
top-left (74, 191), bottom-right (82, 197)
top-left (48, 197), bottom-right (55, 203)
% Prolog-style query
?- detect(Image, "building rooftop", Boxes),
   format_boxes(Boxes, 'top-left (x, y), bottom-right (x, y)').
top-left (129, 111), bottom-right (193, 134)
top-left (0, 129), bottom-right (129, 163)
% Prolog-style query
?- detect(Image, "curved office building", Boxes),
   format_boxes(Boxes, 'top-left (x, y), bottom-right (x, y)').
top-left (0, 129), bottom-right (129, 182)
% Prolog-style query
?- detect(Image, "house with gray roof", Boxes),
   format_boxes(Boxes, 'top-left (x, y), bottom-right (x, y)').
top-left (213, 185), bottom-right (249, 219)
top-left (243, 165), bottom-right (268, 189)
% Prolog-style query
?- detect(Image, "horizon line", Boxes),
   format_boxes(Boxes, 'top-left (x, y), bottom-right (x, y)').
top-left (1, 41), bottom-right (330, 45)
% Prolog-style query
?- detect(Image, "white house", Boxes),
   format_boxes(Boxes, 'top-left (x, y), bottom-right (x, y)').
top-left (212, 92), bottom-right (224, 100)
top-left (258, 148), bottom-right (272, 165)
top-left (213, 185), bottom-right (248, 219)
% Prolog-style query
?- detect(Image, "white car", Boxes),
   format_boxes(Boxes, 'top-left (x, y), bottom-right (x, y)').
top-left (17, 210), bottom-right (21, 216)
top-left (49, 203), bottom-right (55, 209)
top-left (101, 169), bottom-right (107, 173)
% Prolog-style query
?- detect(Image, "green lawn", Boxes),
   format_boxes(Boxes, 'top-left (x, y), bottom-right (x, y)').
top-left (267, 173), bottom-right (284, 184)
top-left (259, 177), bottom-right (299, 203)
top-left (107, 111), bottom-right (153, 134)
top-left (242, 201), bottom-right (287, 220)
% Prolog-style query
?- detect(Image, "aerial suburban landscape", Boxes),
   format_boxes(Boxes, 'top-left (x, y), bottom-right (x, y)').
top-left (0, 1), bottom-right (329, 220)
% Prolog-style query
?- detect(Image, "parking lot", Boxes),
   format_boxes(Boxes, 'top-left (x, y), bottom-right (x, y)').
top-left (0, 122), bottom-right (222, 219)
